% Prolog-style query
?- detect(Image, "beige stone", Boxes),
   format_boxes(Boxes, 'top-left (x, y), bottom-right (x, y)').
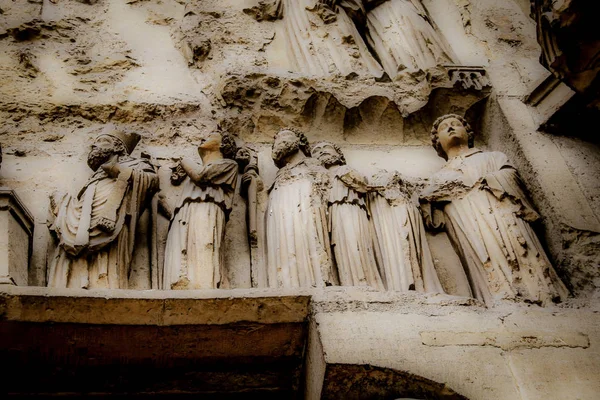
top-left (0, 189), bottom-right (34, 286)
top-left (308, 289), bottom-right (600, 399)
top-left (0, 0), bottom-right (599, 398)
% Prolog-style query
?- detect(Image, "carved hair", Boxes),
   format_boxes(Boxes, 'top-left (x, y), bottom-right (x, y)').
top-left (113, 140), bottom-right (128, 156)
top-left (220, 131), bottom-right (238, 160)
top-left (311, 141), bottom-right (347, 165)
top-left (430, 114), bottom-right (475, 160)
top-left (96, 135), bottom-right (128, 156)
top-left (278, 127), bottom-right (311, 157)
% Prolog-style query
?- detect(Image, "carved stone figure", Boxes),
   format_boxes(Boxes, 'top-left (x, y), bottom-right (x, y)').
top-left (269, 0), bottom-right (454, 79)
top-left (266, 128), bottom-right (337, 288)
top-left (163, 131), bottom-right (239, 290)
top-left (364, 0), bottom-right (457, 77)
top-left (47, 130), bottom-right (159, 289)
top-left (531, 0), bottom-right (600, 98)
top-left (273, 0), bottom-right (384, 77)
top-left (237, 146), bottom-right (262, 249)
top-left (237, 145), bottom-right (266, 287)
top-left (368, 170), bottom-right (444, 293)
top-left (419, 114), bottom-right (569, 306)
top-left (312, 141), bottom-right (384, 289)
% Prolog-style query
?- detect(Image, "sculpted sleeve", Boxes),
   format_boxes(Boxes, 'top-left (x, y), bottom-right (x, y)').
top-left (338, 165), bottom-right (369, 193)
top-left (195, 159), bottom-right (239, 190)
top-left (419, 201), bottom-right (446, 231)
top-left (419, 181), bottom-right (450, 231)
top-left (480, 152), bottom-right (540, 222)
top-left (127, 158), bottom-right (159, 216)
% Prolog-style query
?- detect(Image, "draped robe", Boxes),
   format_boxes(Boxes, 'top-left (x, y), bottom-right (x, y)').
top-left (276, 0), bottom-right (384, 77)
top-left (420, 149), bottom-right (568, 306)
top-left (47, 157), bottom-right (158, 289)
top-left (163, 159), bottom-right (238, 290)
top-left (368, 171), bottom-right (444, 292)
top-left (266, 157), bottom-right (336, 288)
top-left (328, 165), bottom-right (383, 289)
top-left (365, 0), bottom-right (457, 77)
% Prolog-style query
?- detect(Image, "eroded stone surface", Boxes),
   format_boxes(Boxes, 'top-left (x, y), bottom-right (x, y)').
top-left (309, 288), bottom-right (600, 400)
top-left (0, 0), bottom-right (599, 398)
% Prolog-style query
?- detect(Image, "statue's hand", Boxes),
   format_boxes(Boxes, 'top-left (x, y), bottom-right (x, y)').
top-left (101, 154), bottom-right (120, 178)
top-left (241, 170), bottom-right (259, 189)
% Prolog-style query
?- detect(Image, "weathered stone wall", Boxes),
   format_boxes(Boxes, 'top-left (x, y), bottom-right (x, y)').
top-left (308, 289), bottom-right (600, 400)
top-left (1, 0), bottom-right (482, 290)
top-left (1, 0), bottom-right (600, 398)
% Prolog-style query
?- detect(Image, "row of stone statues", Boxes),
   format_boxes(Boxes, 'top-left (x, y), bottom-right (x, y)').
top-left (44, 115), bottom-right (568, 306)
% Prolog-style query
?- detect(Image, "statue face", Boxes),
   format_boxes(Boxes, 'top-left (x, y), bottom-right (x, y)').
top-left (88, 136), bottom-right (118, 171)
top-left (272, 130), bottom-right (300, 168)
top-left (437, 117), bottom-right (469, 155)
top-left (236, 147), bottom-right (251, 165)
top-left (312, 142), bottom-right (342, 167)
top-left (198, 131), bottom-right (222, 153)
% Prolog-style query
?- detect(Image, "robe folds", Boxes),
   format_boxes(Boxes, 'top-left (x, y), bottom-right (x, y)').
top-left (47, 157), bottom-right (158, 289)
top-left (276, 0), bottom-right (384, 77)
top-left (163, 159), bottom-right (238, 290)
top-left (266, 157), bottom-right (337, 288)
top-left (368, 171), bottom-right (444, 293)
top-left (328, 165), bottom-right (384, 289)
top-left (420, 148), bottom-right (568, 306)
top-left (365, 0), bottom-right (457, 76)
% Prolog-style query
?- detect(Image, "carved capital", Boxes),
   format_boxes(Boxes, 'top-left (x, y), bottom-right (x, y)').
top-left (446, 66), bottom-right (491, 91)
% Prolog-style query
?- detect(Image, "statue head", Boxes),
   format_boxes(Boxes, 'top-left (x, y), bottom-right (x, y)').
top-left (272, 127), bottom-right (311, 169)
top-left (311, 141), bottom-right (346, 168)
top-left (88, 130), bottom-right (140, 171)
top-left (198, 131), bottom-right (238, 160)
top-left (235, 145), bottom-right (259, 171)
top-left (430, 114), bottom-right (474, 160)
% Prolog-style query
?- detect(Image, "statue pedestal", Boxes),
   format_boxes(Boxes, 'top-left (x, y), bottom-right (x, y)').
top-left (0, 188), bottom-right (34, 286)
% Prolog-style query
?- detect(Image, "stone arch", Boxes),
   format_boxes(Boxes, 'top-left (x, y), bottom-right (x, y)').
top-left (321, 364), bottom-right (468, 400)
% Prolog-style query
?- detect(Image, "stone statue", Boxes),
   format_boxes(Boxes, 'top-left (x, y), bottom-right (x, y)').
top-left (269, 0), bottom-right (454, 79)
top-left (163, 131), bottom-right (239, 290)
top-left (47, 129), bottom-right (159, 289)
top-left (368, 170), bottom-right (444, 293)
top-left (419, 114), bottom-right (569, 306)
top-left (266, 128), bottom-right (337, 288)
top-left (364, 0), bottom-right (457, 77)
top-left (237, 146), bottom-right (262, 249)
top-left (312, 141), bottom-right (384, 289)
top-left (272, 0), bottom-right (384, 77)
top-left (237, 145), bottom-right (266, 287)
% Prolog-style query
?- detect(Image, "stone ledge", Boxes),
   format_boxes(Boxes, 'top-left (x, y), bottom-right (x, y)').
top-left (0, 286), bottom-right (311, 325)
top-left (0, 286), bottom-right (312, 397)
top-left (309, 294), bottom-right (600, 400)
